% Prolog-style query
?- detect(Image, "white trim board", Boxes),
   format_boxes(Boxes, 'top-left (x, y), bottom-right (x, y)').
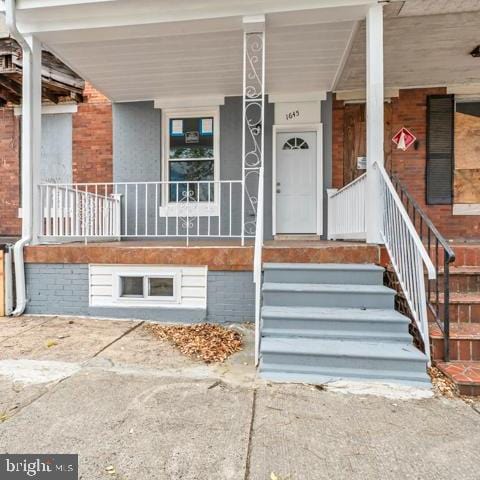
top-left (154, 96), bottom-right (225, 109)
top-left (272, 123), bottom-right (323, 236)
top-left (269, 92), bottom-right (327, 103)
top-left (14, 103), bottom-right (78, 116)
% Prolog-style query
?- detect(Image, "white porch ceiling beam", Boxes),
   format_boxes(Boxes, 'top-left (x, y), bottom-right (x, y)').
top-left (365, 3), bottom-right (384, 245)
top-left (4, 1), bottom-right (374, 37)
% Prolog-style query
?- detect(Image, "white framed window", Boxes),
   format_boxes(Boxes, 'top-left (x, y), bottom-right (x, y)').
top-left (161, 107), bottom-right (220, 216)
top-left (114, 271), bottom-right (180, 305)
top-left (89, 265), bottom-right (207, 309)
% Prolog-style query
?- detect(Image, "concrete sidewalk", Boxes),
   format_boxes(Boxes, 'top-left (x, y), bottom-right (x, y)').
top-left (0, 316), bottom-right (479, 479)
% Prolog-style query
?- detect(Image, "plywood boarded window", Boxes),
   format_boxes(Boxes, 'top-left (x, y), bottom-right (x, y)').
top-left (454, 102), bottom-right (480, 205)
top-left (342, 103), bottom-right (392, 186)
top-left (426, 95), bottom-right (454, 205)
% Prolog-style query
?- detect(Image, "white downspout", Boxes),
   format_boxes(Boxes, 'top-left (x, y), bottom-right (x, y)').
top-left (5, 0), bottom-right (33, 316)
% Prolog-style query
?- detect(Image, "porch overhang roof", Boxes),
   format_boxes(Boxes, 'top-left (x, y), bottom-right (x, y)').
top-left (1, 0), bottom-right (375, 102)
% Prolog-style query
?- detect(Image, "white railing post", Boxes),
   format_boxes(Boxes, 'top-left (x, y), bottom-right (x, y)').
top-left (366, 3), bottom-right (385, 244)
top-left (326, 188), bottom-right (338, 240)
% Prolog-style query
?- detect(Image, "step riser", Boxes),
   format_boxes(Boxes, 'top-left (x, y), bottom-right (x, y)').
top-left (263, 248), bottom-right (379, 265)
top-left (263, 290), bottom-right (394, 309)
top-left (262, 353), bottom-right (426, 374)
top-left (431, 337), bottom-right (480, 361)
top-left (428, 247), bottom-right (480, 267)
top-left (437, 274), bottom-right (480, 293)
top-left (262, 317), bottom-right (408, 335)
top-left (263, 330), bottom-right (411, 342)
top-left (435, 303), bottom-right (480, 323)
top-left (260, 368), bottom-right (430, 386)
top-left (264, 270), bottom-right (383, 286)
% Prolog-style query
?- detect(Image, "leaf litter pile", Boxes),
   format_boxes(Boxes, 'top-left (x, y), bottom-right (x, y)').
top-left (146, 323), bottom-right (243, 363)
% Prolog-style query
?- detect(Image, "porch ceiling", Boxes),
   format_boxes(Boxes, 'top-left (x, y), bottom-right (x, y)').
top-left (3, 1), bottom-right (374, 102)
top-left (337, 7), bottom-right (480, 91)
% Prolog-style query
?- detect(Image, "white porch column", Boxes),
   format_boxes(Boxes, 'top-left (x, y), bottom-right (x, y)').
top-left (365, 3), bottom-right (384, 244)
top-left (20, 35), bottom-right (42, 244)
top-left (21, 35), bottom-right (42, 244)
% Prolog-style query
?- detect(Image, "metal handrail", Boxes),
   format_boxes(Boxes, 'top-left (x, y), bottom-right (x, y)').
top-left (376, 162), bottom-right (435, 362)
top-left (391, 174), bottom-right (455, 361)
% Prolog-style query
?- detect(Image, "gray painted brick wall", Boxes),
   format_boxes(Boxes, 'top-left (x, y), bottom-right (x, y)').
top-left (26, 264), bottom-right (89, 316)
top-left (25, 264), bottom-right (255, 324)
top-left (206, 271), bottom-right (255, 323)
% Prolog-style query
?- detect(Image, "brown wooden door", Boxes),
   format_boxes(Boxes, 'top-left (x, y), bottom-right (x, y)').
top-left (343, 103), bottom-right (392, 186)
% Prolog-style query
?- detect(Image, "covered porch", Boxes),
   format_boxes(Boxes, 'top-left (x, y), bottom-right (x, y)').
top-left (4, 0), bottom-right (387, 247)
top-left (4, 0), bottom-right (441, 378)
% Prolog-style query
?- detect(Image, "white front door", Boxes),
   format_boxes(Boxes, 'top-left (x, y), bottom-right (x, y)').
top-left (276, 131), bottom-right (318, 234)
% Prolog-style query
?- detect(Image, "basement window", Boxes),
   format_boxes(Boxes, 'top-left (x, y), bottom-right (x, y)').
top-left (117, 273), bottom-right (178, 303)
top-left (120, 276), bottom-right (143, 298)
top-left (148, 277), bottom-right (174, 298)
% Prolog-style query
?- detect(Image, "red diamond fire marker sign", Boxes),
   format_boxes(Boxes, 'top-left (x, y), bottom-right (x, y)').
top-left (392, 127), bottom-right (416, 151)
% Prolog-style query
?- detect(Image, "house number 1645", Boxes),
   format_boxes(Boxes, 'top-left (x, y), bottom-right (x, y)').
top-left (285, 110), bottom-right (300, 121)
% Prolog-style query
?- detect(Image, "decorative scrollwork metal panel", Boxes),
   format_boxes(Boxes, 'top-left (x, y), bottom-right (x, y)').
top-left (242, 30), bottom-right (265, 238)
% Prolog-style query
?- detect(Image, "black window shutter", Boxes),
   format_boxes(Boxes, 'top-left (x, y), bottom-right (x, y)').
top-left (426, 95), bottom-right (454, 204)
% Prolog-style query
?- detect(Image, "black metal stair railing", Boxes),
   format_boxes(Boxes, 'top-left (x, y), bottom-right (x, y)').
top-left (391, 175), bottom-right (455, 362)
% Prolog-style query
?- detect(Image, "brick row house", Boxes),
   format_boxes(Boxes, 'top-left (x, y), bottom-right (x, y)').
top-left (1, 0), bottom-right (480, 393)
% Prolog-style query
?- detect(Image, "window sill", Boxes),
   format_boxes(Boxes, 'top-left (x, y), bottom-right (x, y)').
top-left (159, 203), bottom-right (220, 217)
top-left (453, 204), bottom-right (480, 216)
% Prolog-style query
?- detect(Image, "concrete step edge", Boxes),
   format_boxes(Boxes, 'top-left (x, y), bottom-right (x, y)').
top-left (261, 306), bottom-right (410, 324)
top-left (263, 263), bottom-right (384, 272)
top-left (261, 338), bottom-right (426, 362)
top-left (261, 328), bottom-right (412, 342)
top-left (259, 366), bottom-right (431, 387)
top-left (262, 282), bottom-right (396, 295)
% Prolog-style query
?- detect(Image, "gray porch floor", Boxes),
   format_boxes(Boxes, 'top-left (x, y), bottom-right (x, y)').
top-left (1, 316), bottom-right (480, 479)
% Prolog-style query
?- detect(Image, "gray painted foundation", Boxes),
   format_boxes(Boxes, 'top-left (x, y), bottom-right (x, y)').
top-left (25, 264), bottom-right (255, 323)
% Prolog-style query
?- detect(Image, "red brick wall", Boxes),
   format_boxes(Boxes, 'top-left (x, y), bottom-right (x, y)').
top-left (0, 107), bottom-right (21, 236)
top-left (332, 88), bottom-right (480, 240)
top-left (72, 83), bottom-right (113, 184)
top-left (0, 83), bottom-right (113, 236)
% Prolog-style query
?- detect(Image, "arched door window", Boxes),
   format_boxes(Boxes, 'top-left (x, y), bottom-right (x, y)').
top-left (282, 137), bottom-right (310, 150)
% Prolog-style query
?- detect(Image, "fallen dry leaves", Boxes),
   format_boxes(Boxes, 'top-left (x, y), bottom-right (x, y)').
top-left (429, 366), bottom-right (457, 398)
top-left (146, 323), bottom-right (243, 363)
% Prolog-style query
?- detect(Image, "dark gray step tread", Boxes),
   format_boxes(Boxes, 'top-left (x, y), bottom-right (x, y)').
top-left (261, 337), bottom-right (426, 362)
top-left (261, 328), bottom-right (412, 342)
top-left (262, 306), bottom-right (409, 324)
top-left (263, 282), bottom-right (396, 295)
top-left (260, 366), bottom-right (431, 387)
top-left (264, 263), bottom-right (384, 272)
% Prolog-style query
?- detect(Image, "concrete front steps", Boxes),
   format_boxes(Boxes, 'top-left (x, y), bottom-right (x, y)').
top-left (260, 263), bottom-right (430, 387)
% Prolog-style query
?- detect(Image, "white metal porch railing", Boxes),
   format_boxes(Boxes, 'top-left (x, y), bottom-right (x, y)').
top-left (39, 180), bottom-right (251, 242)
top-left (376, 162), bottom-right (436, 360)
top-left (40, 184), bottom-right (121, 238)
top-left (327, 173), bottom-right (367, 240)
